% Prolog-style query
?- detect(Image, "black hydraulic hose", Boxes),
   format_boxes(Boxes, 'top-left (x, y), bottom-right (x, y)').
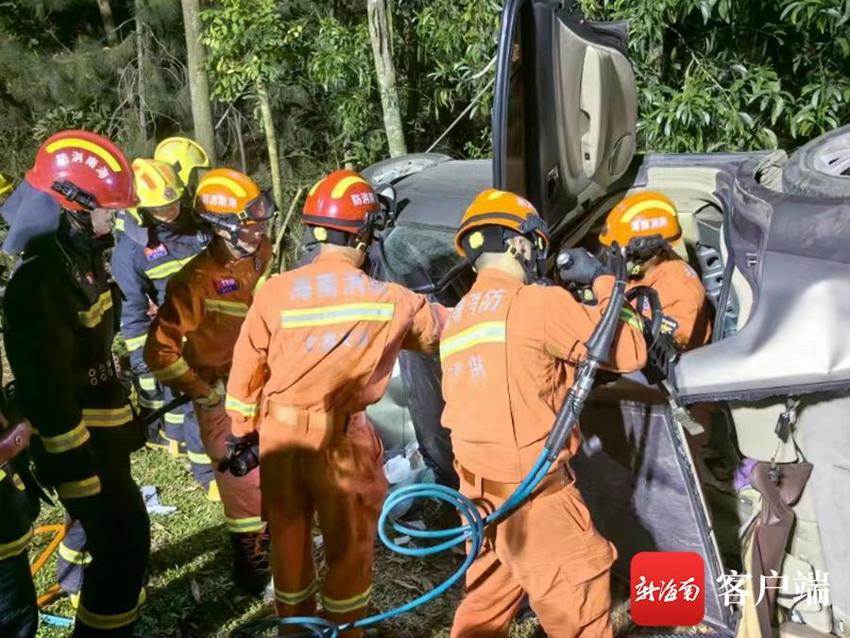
top-left (543, 242), bottom-right (628, 461)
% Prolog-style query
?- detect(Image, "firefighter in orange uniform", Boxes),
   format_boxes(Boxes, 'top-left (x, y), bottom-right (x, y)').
top-left (441, 189), bottom-right (647, 638)
top-left (144, 168), bottom-right (274, 595)
top-left (599, 191), bottom-right (712, 350)
top-left (223, 170), bottom-right (447, 634)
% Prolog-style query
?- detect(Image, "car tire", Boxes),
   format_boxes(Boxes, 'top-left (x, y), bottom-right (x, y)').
top-left (782, 125), bottom-right (850, 198)
top-left (362, 152), bottom-right (453, 185)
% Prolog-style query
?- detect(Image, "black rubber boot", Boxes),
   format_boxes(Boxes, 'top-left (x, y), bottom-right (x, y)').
top-left (230, 530), bottom-right (271, 597)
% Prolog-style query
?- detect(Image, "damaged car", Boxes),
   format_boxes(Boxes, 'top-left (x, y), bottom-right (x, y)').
top-left (361, 0), bottom-right (850, 636)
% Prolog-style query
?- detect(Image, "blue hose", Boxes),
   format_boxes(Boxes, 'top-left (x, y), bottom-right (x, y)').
top-left (277, 448), bottom-right (554, 636)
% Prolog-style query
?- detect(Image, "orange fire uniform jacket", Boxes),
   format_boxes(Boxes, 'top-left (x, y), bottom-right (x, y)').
top-left (144, 237), bottom-right (272, 399)
top-left (225, 251), bottom-right (447, 435)
top-left (629, 258), bottom-right (712, 349)
top-left (440, 269), bottom-right (648, 483)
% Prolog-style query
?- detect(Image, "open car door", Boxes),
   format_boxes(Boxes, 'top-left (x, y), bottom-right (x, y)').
top-left (492, 0), bottom-right (637, 231)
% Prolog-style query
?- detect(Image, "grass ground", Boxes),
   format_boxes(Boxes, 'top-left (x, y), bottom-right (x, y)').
top-left (30, 447), bottom-right (543, 637)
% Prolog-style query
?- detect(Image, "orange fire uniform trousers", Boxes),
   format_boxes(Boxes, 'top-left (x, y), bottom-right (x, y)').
top-left (194, 401), bottom-right (262, 534)
top-left (259, 406), bottom-right (388, 636)
top-left (451, 467), bottom-right (616, 638)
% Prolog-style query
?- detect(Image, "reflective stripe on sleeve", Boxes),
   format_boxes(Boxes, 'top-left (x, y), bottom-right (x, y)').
top-left (152, 357), bottom-right (191, 382)
top-left (225, 395), bottom-right (258, 419)
top-left (78, 291), bottom-right (113, 328)
top-left (145, 256), bottom-right (195, 280)
top-left (139, 376), bottom-right (157, 391)
top-left (204, 299), bottom-right (249, 317)
top-left (164, 412), bottom-right (185, 425)
top-left (0, 528), bottom-right (33, 560)
top-left (59, 542), bottom-right (92, 566)
top-left (38, 421), bottom-right (90, 453)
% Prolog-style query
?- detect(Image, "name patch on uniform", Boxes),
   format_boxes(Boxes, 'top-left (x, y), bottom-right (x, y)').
top-left (145, 244), bottom-right (169, 261)
top-left (215, 277), bottom-right (239, 295)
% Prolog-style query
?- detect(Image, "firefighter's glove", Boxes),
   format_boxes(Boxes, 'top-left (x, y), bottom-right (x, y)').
top-left (195, 387), bottom-right (222, 409)
top-left (556, 248), bottom-right (610, 286)
top-left (218, 432), bottom-right (260, 477)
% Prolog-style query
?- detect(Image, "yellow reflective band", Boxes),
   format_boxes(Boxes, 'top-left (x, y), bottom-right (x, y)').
top-left (59, 542), bottom-right (92, 566)
top-left (281, 303), bottom-right (394, 328)
top-left (139, 376), bottom-right (157, 391)
top-left (167, 439), bottom-right (182, 457)
top-left (139, 396), bottom-right (165, 409)
top-left (76, 601), bottom-right (140, 631)
top-left (226, 516), bottom-right (264, 533)
top-left (619, 307), bottom-right (644, 332)
top-left (46, 139), bottom-right (122, 172)
top-left (153, 357), bottom-right (191, 382)
top-left (0, 469), bottom-right (5, 482)
top-left (330, 175), bottom-right (368, 199)
top-left (78, 291), bottom-right (113, 328)
top-left (275, 580), bottom-right (319, 606)
top-left (145, 255), bottom-right (195, 280)
top-left (321, 586), bottom-right (373, 614)
top-left (620, 198), bottom-right (677, 223)
top-left (125, 334), bottom-right (147, 352)
top-left (115, 217), bottom-right (125, 232)
top-left (57, 476), bottom-right (101, 499)
top-left (70, 593), bottom-right (80, 609)
top-left (12, 474), bottom-right (25, 491)
top-left (39, 421), bottom-right (90, 454)
top-left (440, 321), bottom-right (506, 361)
top-left (225, 395), bottom-right (258, 419)
top-left (201, 176), bottom-right (247, 197)
top-left (188, 450), bottom-right (211, 465)
top-left (0, 528), bottom-right (33, 560)
top-left (204, 299), bottom-right (249, 318)
top-left (82, 404), bottom-right (133, 428)
top-left (164, 412), bottom-right (185, 425)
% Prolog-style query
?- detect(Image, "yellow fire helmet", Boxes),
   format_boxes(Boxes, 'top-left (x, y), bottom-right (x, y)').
top-left (131, 158), bottom-right (184, 209)
top-left (154, 137), bottom-right (210, 188)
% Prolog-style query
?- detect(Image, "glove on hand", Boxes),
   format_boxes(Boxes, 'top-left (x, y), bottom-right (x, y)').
top-left (556, 248), bottom-right (610, 286)
top-left (218, 431), bottom-right (260, 477)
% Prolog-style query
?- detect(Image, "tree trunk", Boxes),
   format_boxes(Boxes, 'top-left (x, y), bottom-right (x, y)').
top-left (367, 0), bottom-right (407, 157)
top-left (181, 0), bottom-right (217, 164)
top-left (233, 111), bottom-right (247, 173)
top-left (257, 82), bottom-right (284, 213)
top-left (97, 0), bottom-right (118, 45)
top-left (135, 1), bottom-right (146, 140)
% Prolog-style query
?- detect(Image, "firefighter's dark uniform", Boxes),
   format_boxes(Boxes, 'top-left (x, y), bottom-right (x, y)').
top-left (3, 216), bottom-right (150, 637)
top-left (0, 453), bottom-right (39, 638)
top-left (111, 210), bottom-right (213, 490)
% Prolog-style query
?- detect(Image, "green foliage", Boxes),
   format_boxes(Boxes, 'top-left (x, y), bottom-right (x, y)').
top-left (582, 0), bottom-right (850, 152)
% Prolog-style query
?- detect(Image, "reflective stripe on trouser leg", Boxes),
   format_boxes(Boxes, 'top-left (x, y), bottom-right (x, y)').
top-left (259, 427), bottom-right (319, 627)
top-left (194, 401), bottom-right (262, 530)
top-left (61, 451), bottom-right (150, 637)
top-left (57, 518), bottom-right (87, 597)
top-left (184, 407), bottom-right (215, 488)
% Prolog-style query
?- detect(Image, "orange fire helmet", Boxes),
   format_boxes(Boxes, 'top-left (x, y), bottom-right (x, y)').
top-left (454, 188), bottom-right (550, 258)
top-left (599, 191), bottom-right (681, 249)
top-left (302, 170), bottom-right (380, 235)
top-left (194, 168), bottom-right (272, 225)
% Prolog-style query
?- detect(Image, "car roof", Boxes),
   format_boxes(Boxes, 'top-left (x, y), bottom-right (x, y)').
top-left (393, 159), bottom-right (491, 231)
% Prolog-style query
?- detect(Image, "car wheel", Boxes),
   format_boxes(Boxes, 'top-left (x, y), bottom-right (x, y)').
top-left (782, 125), bottom-right (850, 198)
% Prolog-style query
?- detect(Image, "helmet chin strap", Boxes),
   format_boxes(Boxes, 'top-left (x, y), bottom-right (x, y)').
top-left (506, 243), bottom-right (542, 283)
